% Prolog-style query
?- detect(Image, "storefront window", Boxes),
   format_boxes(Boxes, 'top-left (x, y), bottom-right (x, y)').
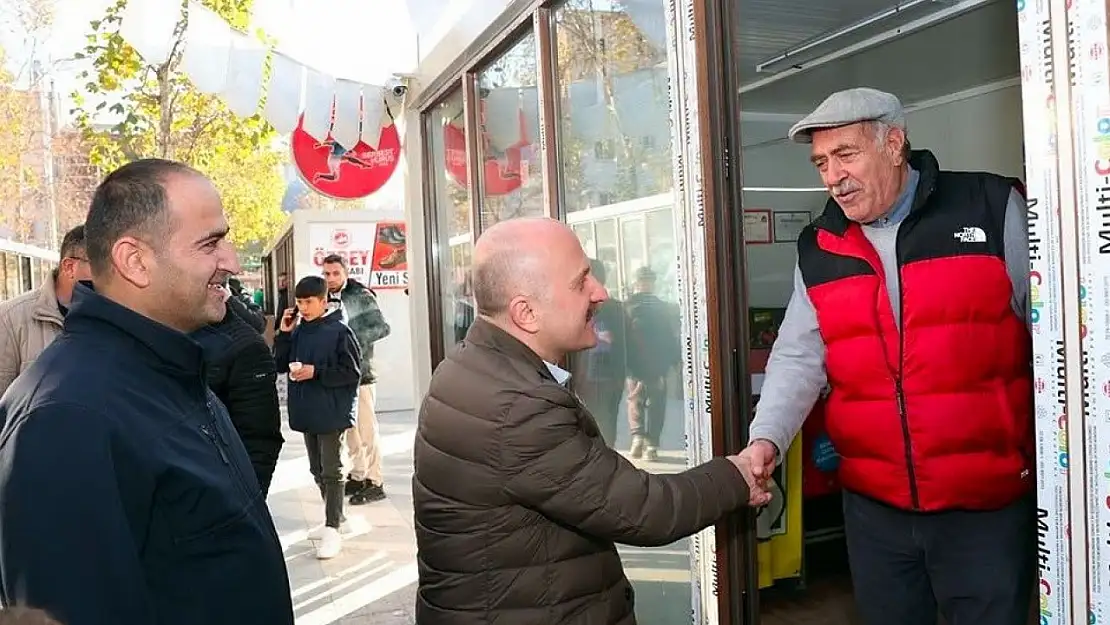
top-left (477, 32), bottom-right (544, 228)
top-left (556, 0), bottom-right (687, 623)
top-left (733, 1), bottom-right (1025, 622)
top-left (426, 90), bottom-right (476, 349)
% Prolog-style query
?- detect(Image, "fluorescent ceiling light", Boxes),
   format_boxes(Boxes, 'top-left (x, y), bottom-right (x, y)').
top-left (742, 0), bottom-right (991, 93)
top-left (755, 0), bottom-right (960, 75)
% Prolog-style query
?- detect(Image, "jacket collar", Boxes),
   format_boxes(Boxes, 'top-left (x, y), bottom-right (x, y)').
top-left (67, 281), bottom-right (206, 376)
top-left (32, 272), bottom-right (64, 326)
top-left (815, 149), bottom-right (941, 236)
top-left (465, 317), bottom-right (558, 383)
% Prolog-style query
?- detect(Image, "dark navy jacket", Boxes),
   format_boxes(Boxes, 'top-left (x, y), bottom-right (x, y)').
top-left (0, 283), bottom-right (293, 625)
top-left (273, 309), bottom-right (361, 434)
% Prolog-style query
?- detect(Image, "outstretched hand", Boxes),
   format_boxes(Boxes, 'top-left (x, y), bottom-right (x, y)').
top-left (726, 450), bottom-right (773, 507)
top-left (743, 439), bottom-right (778, 483)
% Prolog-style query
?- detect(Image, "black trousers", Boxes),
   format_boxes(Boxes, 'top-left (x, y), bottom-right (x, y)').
top-left (304, 431), bottom-right (345, 528)
top-left (577, 378), bottom-right (624, 446)
top-left (843, 490), bottom-right (1036, 625)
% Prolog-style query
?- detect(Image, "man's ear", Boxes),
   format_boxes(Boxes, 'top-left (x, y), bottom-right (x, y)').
top-left (507, 295), bottom-right (540, 335)
top-left (111, 236), bottom-right (154, 289)
top-left (887, 127), bottom-right (908, 165)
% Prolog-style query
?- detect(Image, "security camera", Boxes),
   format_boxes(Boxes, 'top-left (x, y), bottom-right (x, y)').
top-left (391, 84), bottom-right (408, 98)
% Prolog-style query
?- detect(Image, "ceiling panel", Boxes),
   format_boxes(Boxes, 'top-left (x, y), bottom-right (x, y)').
top-left (737, 0), bottom-right (1020, 113)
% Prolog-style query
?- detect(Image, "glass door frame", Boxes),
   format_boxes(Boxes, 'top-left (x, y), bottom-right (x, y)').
top-left (695, 0), bottom-right (766, 622)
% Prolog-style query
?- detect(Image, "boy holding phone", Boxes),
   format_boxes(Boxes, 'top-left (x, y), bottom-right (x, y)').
top-left (274, 276), bottom-right (362, 559)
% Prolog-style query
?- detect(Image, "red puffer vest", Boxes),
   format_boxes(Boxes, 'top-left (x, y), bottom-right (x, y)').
top-left (796, 150), bottom-right (1032, 512)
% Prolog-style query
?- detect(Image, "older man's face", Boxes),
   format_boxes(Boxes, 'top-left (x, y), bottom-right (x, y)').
top-left (810, 122), bottom-right (906, 223)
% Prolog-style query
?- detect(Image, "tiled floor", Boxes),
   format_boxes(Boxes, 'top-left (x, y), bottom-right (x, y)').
top-left (761, 575), bottom-right (860, 625)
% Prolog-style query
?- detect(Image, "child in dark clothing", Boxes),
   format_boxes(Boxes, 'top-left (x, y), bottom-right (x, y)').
top-left (273, 276), bottom-right (362, 560)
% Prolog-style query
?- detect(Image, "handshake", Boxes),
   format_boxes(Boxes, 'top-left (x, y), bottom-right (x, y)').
top-left (726, 439), bottom-right (778, 507)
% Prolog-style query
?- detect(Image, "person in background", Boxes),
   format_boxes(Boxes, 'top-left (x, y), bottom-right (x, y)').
top-left (569, 258), bottom-right (628, 446)
top-left (624, 266), bottom-right (680, 461)
top-left (192, 283), bottom-right (284, 497)
top-left (252, 287), bottom-right (265, 308)
top-left (0, 159), bottom-right (293, 625)
top-left (452, 272), bottom-right (475, 344)
top-left (272, 271), bottom-right (289, 331)
top-left (414, 217), bottom-right (769, 625)
top-left (227, 276), bottom-right (265, 333)
top-left (742, 88), bottom-right (1033, 625)
top-left (274, 276), bottom-right (362, 559)
top-left (321, 254), bottom-right (391, 505)
top-left (0, 225), bottom-right (91, 396)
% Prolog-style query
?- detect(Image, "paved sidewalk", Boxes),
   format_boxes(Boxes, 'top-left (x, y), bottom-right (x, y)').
top-left (268, 407), bottom-right (418, 625)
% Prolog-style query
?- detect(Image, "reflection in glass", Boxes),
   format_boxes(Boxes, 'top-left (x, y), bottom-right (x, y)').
top-left (426, 90), bottom-right (476, 351)
top-left (618, 217), bottom-right (645, 299)
top-left (5, 253), bottom-right (19, 300)
top-left (477, 32), bottom-right (544, 228)
top-left (556, 1), bottom-right (688, 623)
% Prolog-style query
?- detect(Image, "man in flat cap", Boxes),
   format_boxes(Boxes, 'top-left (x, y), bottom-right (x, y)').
top-left (741, 87), bottom-right (1033, 625)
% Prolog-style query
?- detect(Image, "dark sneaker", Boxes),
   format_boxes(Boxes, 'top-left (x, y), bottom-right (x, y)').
top-left (344, 476), bottom-right (364, 496)
top-left (349, 482), bottom-right (386, 505)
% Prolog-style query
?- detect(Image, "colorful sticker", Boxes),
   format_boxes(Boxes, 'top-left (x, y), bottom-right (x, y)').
top-left (1018, 0), bottom-right (1072, 622)
top-left (661, 0), bottom-right (718, 622)
top-left (1073, 0), bottom-right (1110, 618)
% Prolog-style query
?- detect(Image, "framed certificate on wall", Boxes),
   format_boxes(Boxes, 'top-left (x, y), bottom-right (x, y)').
top-left (773, 211), bottom-right (811, 243)
top-left (744, 209), bottom-right (773, 244)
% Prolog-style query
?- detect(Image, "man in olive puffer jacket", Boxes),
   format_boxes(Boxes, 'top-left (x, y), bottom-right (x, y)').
top-left (414, 218), bottom-right (769, 625)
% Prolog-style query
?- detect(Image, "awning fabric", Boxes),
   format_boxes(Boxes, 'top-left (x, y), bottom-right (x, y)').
top-left (117, 0), bottom-right (416, 147)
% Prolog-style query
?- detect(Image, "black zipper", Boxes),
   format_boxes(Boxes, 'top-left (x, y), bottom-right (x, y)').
top-left (199, 421), bottom-right (230, 466)
top-left (894, 237), bottom-right (920, 510)
top-left (199, 393), bottom-right (257, 499)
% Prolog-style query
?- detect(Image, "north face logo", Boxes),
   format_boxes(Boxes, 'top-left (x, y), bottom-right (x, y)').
top-left (953, 226), bottom-right (987, 243)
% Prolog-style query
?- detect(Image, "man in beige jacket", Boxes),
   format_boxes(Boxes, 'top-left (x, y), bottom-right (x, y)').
top-left (0, 225), bottom-right (90, 396)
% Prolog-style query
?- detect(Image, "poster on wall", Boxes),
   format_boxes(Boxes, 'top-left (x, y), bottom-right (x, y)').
top-left (1016, 0), bottom-right (1072, 621)
top-left (1072, 0), bottom-right (1110, 616)
top-left (309, 221), bottom-right (409, 290)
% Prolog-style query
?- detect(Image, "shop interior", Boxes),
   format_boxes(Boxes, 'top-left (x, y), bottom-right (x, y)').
top-left (733, 0), bottom-right (1024, 622)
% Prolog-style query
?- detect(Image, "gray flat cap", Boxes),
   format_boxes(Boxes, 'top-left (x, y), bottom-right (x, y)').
top-left (788, 87), bottom-right (905, 144)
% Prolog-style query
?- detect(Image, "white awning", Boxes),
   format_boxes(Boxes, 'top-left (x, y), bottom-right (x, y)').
top-left (117, 0), bottom-right (435, 146)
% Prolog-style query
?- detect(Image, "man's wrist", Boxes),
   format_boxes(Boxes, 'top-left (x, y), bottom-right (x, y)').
top-left (750, 437), bottom-right (780, 455)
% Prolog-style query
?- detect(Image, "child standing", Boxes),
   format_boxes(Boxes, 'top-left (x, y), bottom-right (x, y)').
top-left (274, 276), bottom-right (362, 559)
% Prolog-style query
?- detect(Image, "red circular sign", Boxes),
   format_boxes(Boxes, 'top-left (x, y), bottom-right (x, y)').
top-left (443, 115), bottom-right (532, 197)
top-left (291, 115), bottom-right (401, 200)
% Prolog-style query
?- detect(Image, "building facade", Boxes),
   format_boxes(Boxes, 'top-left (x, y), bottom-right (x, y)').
top-left (398, 0), bottom-right (1104, 622)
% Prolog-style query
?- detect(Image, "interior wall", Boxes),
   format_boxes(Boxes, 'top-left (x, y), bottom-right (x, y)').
top-left (741, 83), bottom-right (1024, 308)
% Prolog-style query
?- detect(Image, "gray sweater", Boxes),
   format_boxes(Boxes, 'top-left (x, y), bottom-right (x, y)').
top-left (748, 168), bottom-right (1029, 457)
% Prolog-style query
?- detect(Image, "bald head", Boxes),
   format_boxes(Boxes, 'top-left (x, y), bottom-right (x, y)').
top-left (472, 217), bottom-right (569, 316)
